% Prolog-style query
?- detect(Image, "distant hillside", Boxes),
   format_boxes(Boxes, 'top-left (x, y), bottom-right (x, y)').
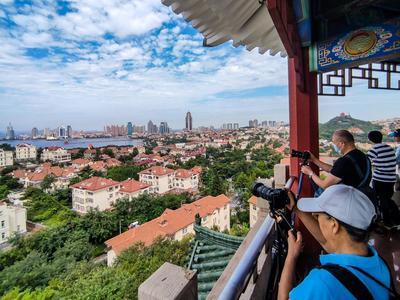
top-left (320, 114), bottom-right (382, 142)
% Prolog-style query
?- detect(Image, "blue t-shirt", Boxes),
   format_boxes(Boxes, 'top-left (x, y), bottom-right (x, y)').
top-left (289, 246), bottom-right (390, 300)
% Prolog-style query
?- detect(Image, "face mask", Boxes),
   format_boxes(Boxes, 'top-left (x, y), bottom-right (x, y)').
top-left (333, 144), bottom-right (341, 154)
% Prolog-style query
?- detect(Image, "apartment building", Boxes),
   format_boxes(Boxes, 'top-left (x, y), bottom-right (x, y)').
top-left (15, 144), bottom-right (37, 161)
top-left (105, 194), bottom-right (231, 266)
top-left (173, 168), bottom-right (200, 192)
top-left (139, 166), bottom-right (201, 194)
top-left (139, 166), bottom-right (175, 194)
top-left (248, 196), bottom-right (260, 228)
top-left (71, 177), bottom-right (122, 214)
top-left (119, 179), bottom-right (150, 200)
top-left (0, 202), bottom-right (27, 244)
top-left (0, 149), bottom-right (13, 167)
top-left (41, 147), bottom-right (71, 163)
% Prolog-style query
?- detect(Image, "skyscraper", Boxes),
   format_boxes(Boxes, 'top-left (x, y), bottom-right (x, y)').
top-left (31, 127), bottom-right (39, 139)
top-left (58, 126), bottom-right (66, 138)
top-left (159, 122), bottom-right (170, 135)
top-left (6, 123), bottom-right (15, 140)
top-left (185, 112), bottom-right (193, 131)
top-left (67, 125), bottom-right (72, 138)
top-left (233, 123), bottom-right (239, 130)
top-left (127, 122), bottom-right (133, 136)
top-left (147, 120), bottom-right (154, 133)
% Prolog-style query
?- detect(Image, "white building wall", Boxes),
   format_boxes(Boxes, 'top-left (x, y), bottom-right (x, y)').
top-left (16, 145), bottom-right (37, 161)
top-left (0, 204), bottom-right (27, 244)
top-left (72, 185), bottom-right (121, 214)
top-left (0, 150), bottom-right (13, 167)
top-left (249, 204), bottom-right (259, 228)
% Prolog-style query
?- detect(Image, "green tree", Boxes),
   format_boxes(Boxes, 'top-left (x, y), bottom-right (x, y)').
top-left (0, 185), bottom-right (9, 200)
top-left (102, 148), bottom-right (115, 158)
top-left (78, 210), bottom-right (117, 244)
top-left (107, 165), bottom-right (143, 181)
top-left (41, 175), bottom-right (56, 191)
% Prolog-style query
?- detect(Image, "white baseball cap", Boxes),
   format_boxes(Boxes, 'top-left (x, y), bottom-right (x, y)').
top-left (297, 184), bottom-right (376, 230)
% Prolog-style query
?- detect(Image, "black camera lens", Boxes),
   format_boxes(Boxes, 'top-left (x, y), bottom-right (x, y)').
top-left (251, 182), bottom-right (289, 210)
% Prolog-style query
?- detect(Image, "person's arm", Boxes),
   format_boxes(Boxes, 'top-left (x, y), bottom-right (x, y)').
top-left (308, 152), bottom-right (333, 172)
top-left (301, 166), bottom-right (341, 189)
top-left (278, 230), bottom-right (303, 300)
top-left (287, 192), bottom-right (327, 248)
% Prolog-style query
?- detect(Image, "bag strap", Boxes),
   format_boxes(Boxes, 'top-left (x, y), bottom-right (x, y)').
top-left (349, 265), bottom-right (400, 299)
top-left (346, 154), bottom-right (371, 188)
top-left (317, 264), bottom-right (374, 300)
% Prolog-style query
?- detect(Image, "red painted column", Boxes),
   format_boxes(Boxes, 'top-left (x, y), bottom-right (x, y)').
top-left (288, 50), bottom-right (319, 195)
top-left (288, 49), bottom-right (321, 268)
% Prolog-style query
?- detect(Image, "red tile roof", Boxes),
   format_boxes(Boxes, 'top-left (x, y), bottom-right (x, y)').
top-left (174, 168), bottom-right (194, 179)
top-left (105, 194), bottom-right (230, 254)
top-left (71, 176), bottom-right (120, 191)
top-left (139, 166), bottom-right (174, 176)
top-left (71, 158), bottom-right (90, 165)
top-left (120, 179), bottom-right (150, 193)
top-left (248, 196), bottom-right (257, 205)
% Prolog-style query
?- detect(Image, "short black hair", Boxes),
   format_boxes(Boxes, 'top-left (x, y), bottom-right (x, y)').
top-left (333, 130), bottom-right (355, 144)
top-left (337, 219), bottom-right (370, 243)
top-left (368, 131), bottom-right (383, 144)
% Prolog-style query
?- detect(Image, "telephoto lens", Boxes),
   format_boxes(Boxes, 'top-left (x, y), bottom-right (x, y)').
top-left (252, 182), bottom-right (289, 210)
top-left (291, 149), bottom-right (310, 160)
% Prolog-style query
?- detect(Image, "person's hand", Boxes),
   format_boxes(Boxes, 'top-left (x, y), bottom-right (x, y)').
top-left (305, 151), bottom-right (317, 163)
top-left (287, 230), bottom-right (303, 260)
top-left (301, 165), bottom-right (313, 176)
top-left (286, 190), bottom-right (296, 211)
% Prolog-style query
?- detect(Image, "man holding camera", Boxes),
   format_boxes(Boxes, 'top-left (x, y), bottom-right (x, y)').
top-left (277, 185), bottom-right (393, 300)
top-left (301, 130), bottom-right (371, 191)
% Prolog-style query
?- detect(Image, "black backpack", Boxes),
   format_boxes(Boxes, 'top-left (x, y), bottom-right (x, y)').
top-left (318, 262), bottom-right (400, 300)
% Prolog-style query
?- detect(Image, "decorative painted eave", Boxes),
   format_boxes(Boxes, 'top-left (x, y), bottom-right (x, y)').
top-left (162, 0), bottom-right (287, 57)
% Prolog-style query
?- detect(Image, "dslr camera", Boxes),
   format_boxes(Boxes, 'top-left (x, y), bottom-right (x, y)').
top-left (252, 182), bottom-right (289, 211)
top-left (291, 149), bottom-right (310, 160)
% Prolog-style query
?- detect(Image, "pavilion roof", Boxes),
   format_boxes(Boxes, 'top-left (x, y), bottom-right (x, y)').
top-left (162, 0), bottom-right (286, 56)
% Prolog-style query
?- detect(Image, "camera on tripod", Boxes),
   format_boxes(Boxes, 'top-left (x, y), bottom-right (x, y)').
top-left (291, 149), bottom-right (310, 160)
top-left (252, 183), bottom-right (290, 211)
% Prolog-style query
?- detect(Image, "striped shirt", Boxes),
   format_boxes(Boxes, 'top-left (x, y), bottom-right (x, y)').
top-left (367, 143), bottom-right (397, 182)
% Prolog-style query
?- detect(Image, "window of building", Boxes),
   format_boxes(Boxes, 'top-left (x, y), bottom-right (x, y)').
top-left (253, 205), bottom-right (257, 210)
top-left (1, 220), bottom-right (4, 228)
top-left (202, 216), bottom-right (207, 222)
top-left (182, 227), bottom-right (187, 234)
top-left (224, 205), bottom-right (227, 210)
top-left (1, 233), bottom-right (5, 239)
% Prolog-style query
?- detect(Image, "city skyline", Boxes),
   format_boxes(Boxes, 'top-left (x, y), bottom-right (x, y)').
top-left (0, 1), bottom-right (399, 131)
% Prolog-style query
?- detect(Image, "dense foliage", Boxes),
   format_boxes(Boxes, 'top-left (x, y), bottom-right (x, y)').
top-left (1, 238), bottom-right (190, 300)
top-left (319, 114), bottom-right (382, 141)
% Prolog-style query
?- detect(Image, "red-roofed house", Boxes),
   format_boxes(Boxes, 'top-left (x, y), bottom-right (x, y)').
top-left (41, 147), bottom-right (71, 163)
top-left (173, 168), bottom-right (200, 192)
top-left (105, 194), bottom-right (231, 265)
top-left (71, 158), bottom-right (91, 170)
top-left (71, 177), bottom-right (122, 214)
top-left (119, 179), bottom-right (150, 200)
top-left (139, 166), bottom-right (175, 194)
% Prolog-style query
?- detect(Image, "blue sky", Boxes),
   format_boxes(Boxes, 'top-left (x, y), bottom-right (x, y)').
top-left (0, 0), bottom-right (398, 131)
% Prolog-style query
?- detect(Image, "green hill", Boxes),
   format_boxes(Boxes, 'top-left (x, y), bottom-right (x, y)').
top-left (319, 114), bottom-right (382, 142)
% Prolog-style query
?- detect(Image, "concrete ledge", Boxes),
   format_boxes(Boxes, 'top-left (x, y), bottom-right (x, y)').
top-left (138, 262), bottom-right (197, 300)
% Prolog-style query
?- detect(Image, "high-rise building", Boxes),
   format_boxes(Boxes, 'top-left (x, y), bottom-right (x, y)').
top-left (159, 122), bottom-right (170, 135)
top-left (233, 123), bottom-right (239, 130)
top-left (67, 125), bottom-right (72, 138)
top-left (248, 120), bottom-right (254, 128)
top-left (31, 127), bottom-right (39, 139)
top-left (147, 120), bottom-right (155, 133)
top-left (185, 112), bottom-right (193, 131)
top-left (58, 126), bottom-right (66, 138)
top-left (135, 125), bottom-right (145, 134)
top-left (222, 124), bottom-right (227, 130)
top-left (227, 123), bottom-right (233, 130)
top-left (253, 119), bottom-right (259, 127)
top-left (43, 128), bottom-right (48, 137)
top-left (5, 123), bottom-right (15, 140)
top-left (127, 122), bottom-right (133, 136)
